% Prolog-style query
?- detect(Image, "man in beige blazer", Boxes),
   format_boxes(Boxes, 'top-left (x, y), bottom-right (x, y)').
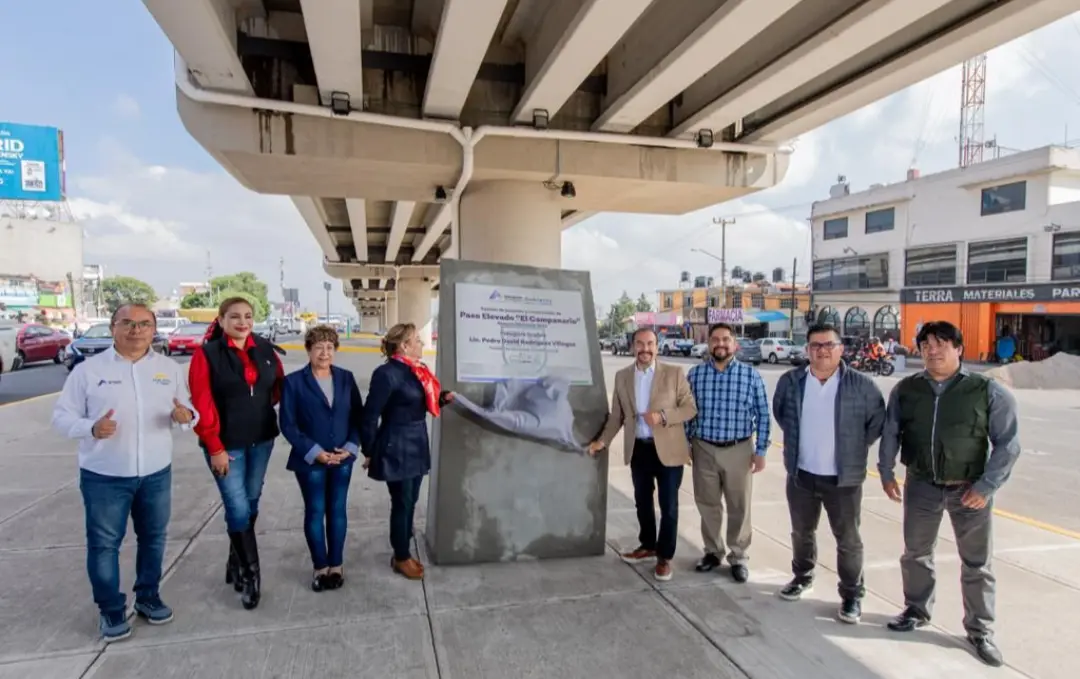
top-left (589, 328), bottom-right (697, 581)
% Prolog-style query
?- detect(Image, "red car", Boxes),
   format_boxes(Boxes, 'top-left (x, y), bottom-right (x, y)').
top-left (14, 323), bottom-right (71, 369)
top-left (168, 323), bottom-right (210, 355)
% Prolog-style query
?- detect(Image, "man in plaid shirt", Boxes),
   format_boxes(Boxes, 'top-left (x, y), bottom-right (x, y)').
top-left (686, 322), bottom-right (770, 583)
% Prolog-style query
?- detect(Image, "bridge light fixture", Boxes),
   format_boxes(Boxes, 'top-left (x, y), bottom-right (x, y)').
top-left (532, 109), bottom-right (550, 130)
top-left (695, 129), bottom-right (714, 149)
top-left (329, 91), bottom-right (350, 116)
top-left (434, 185), bottom-right (448, 202)
top-left (561, 181), bottom-right (576, 199)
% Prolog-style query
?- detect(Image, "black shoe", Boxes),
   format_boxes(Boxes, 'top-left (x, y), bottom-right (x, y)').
top-left (777, 578), bottom-right (813, 601)
top-left (968, 635), bottom-right (1004, 667)
top-left (326, 571), bottom-right (344, 590)
top-left (730, 564), bottom-right (749, 583)
top-left (886, 606), bottom-right (929, 632)
top-left (695, 553), bottom-right (722, 572)
top-left (838, 598), bottom-right (862, 624)
top-left (311, 572), bottom-right (328, 592)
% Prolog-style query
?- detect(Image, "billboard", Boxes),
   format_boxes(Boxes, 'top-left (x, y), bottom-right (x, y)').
top-left (0, 122), bottom-right (65, 201)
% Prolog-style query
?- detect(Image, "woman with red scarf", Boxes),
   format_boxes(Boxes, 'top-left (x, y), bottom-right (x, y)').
top-left (360, 322), bottom-right (452, 580)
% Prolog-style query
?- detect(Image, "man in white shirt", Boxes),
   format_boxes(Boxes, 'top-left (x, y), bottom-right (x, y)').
top-left (771, 324), bottom-right (885, 625)
top-left (52, 304), bottom-right (197, 643)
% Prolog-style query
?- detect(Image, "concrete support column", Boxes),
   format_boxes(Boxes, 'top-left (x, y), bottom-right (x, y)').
top-left (359, 315), bottom-right (379, 333)
top-left (396, 278), bottom-right (434, 347)
top-left (458, 180), bottom-right (563, 267)
top-left (384, 295), bottom-right (399, 329)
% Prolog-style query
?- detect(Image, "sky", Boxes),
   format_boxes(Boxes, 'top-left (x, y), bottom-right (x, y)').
top-left (3, 2), bottom-right (1080, 316)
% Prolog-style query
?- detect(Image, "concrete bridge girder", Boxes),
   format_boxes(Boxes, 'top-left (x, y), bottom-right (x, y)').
top-left (146, 0), bottom-right (1079, 283)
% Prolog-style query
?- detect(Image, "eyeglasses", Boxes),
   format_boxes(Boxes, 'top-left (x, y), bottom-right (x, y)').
top-left (116, 320), bottom-right (154, 330)
top-left (808, 341), bottom-right (841, 351)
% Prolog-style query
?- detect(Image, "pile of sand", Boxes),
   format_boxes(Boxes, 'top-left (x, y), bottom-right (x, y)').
top-left (984, 351), bottom-right (1080, 389)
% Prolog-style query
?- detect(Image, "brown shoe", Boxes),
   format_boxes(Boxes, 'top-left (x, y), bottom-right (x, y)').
top-left (653, 559), bottom-right (673, 582)
top-left (620, 546), bottom-right (657, 563)
top-left (392, 557), bottom-right (424, 580)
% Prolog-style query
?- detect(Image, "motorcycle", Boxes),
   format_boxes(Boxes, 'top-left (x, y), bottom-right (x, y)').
top-left (850, 353), bottom-right (895, 377)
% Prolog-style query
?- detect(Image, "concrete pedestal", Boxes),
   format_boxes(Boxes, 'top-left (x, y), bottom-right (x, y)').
top-left (427, 201), bottom-right (608, 563)
top-left (396, 278), bottom-right (434, 347)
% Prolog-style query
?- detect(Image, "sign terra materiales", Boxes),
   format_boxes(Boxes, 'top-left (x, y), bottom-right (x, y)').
top-left (900, 283), bottom-right (1080, 304)
top-left (0, 122), bottom-right (65, 202)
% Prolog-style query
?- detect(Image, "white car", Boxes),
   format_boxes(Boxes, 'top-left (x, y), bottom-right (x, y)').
top-left (690, 342), bottom-right (708, 358)
top-left (0, 322), bottom-right (17, 384)
top-left (758, 337), bottom-right (798, 364)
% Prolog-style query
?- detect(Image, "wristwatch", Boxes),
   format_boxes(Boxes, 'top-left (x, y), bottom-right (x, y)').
top-left (660, 410), bottom-right (668, 427)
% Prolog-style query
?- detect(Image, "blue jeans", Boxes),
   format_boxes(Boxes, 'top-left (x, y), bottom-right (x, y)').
top-left (79, 465), bottom-right (172, 615)
top-left (294, 462), bottom-right (354, 569)
top-left (386, 475), bottom-right (423, 560)
top-left (205, 440), bottom-right (274, 532)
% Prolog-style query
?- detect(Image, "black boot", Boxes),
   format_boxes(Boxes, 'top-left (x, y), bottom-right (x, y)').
top-left (225, 542), bottom-right (241, 591)
top-left (228, 530), bottom-right (260, 610)
top-left (227, 512), bottom-right (257, 592)
top-left (239, 525), bottom-right (261, 610)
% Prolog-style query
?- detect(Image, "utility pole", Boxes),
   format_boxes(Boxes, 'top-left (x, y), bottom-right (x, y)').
top-left (205, 250), bottom-right (214, 305)
top-left (712, 217), bottom-right (735, 306)
top-left (789, 257), bottom-right (797, 340)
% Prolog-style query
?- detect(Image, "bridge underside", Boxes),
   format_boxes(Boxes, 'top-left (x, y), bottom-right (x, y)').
top-left (144, 0), bottom-right (1078, 308)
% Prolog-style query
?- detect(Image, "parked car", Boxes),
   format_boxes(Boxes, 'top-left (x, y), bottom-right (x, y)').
top-left (11, 323), bottom-right (71, 369)
top-left (0, 323), bottom-right (17, 384)
top-left (788, 342), bottom-right (809, 367)
top-left (168, 323), bottom-right (210, 355)
top-left (758, 337), bottom-right (798, 364)
top-left (690, 342), bottom-right (709, 359)
top-left (736, 338), bottom-right (762, 366)
top-left (253, 322), bottom-right (276, 344)
top-left (65, 323), bottom-right (171, 371)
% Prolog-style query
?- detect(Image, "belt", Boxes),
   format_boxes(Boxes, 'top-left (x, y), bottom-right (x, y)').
top-left (699, 436), bottom-right (751, 448)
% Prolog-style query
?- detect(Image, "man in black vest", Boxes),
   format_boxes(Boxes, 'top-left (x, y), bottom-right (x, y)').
top-left (878, 321), bottom-right (1020, 667)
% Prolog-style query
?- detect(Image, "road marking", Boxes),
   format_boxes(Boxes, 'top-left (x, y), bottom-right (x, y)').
top-left (0, 391), bottom-right (61, 408)
top-left (767, 441), bottom-right (1080, 542)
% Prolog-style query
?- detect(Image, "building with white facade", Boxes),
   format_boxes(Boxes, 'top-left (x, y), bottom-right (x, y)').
top-left (810, 145), bottom-right (1080, 360)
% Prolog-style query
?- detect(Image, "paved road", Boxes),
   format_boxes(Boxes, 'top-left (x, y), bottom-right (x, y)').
top-left (0, 349), bottom-right (1072, 679)
top-left (0, 361), bottom-right (69, 406)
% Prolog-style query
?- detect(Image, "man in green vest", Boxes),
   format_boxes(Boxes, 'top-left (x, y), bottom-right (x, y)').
top-left (878, 321), bottom-right (1020, 668)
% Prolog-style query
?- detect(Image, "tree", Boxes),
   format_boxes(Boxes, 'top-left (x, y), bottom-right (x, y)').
top-left (210, 272), bottom-right (270, 321)
top-left (604, 291), bottom-right (636, 334)
top-left (180, 292), bottom-right (212, 309)
top-left (101, 276), bottom-right (157, 314)
top-left (635, 293), bottom-right (653, 312)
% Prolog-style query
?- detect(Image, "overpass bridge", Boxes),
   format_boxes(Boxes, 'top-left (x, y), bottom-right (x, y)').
top-left (142, 0), bottom-right (1078, 334)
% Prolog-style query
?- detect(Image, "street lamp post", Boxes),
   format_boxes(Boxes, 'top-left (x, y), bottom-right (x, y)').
top-left (323, 281), bottom-right (331, 323)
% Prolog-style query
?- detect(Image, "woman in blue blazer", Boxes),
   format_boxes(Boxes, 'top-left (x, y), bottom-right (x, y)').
top-left (361, 322), bottom-right (452, 580)
top-left (279, 326), bottom-right (363, 592)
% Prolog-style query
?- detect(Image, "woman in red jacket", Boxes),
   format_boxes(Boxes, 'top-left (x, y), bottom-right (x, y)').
top-left (188, 297), bottom-right (284, 610)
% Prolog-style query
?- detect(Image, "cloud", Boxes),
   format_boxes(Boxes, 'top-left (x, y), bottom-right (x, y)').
top-left (111, 94), bottom-right (141, 120)
top-left (69, 139), bottom-right (336, 309)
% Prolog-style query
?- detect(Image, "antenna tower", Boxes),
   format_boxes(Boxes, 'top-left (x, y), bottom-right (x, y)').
top-left (959, 54), bottom-right (987, 168)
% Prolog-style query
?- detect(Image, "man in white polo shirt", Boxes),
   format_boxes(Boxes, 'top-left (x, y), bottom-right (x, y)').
top-left (52, 304), bottom-right (197, 643)
top-left (771, 323), bottom-right (885, 624)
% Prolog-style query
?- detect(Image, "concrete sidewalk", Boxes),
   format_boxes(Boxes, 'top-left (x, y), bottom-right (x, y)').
top-left (0, 357), bottom-right (1071, 678)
